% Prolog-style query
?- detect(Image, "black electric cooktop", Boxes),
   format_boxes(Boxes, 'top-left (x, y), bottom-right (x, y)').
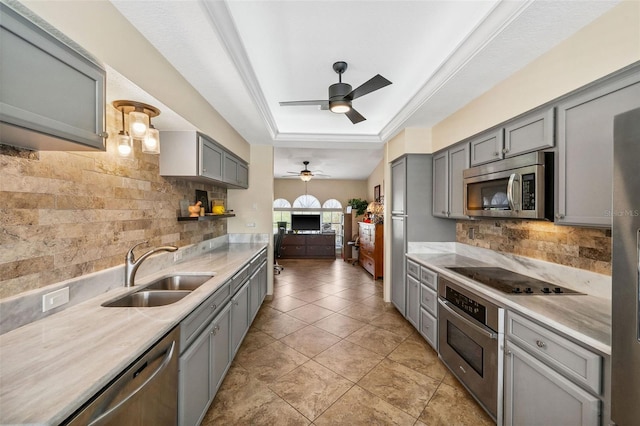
top-left (446, 267), bottom-right (583, 295)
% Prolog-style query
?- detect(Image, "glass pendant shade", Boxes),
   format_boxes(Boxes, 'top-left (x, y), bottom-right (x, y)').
top-left (129, 110), bottom-right (148, 139)
top-left (143, 125), bottom-right (160, 154)
top-left (300, 173), bottom-right (312, 182)
top-left (117, 132), bottom-right (133, 157)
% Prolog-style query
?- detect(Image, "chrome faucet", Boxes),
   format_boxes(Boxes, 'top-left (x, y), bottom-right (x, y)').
top-left (124, 241), bottom-right (178, 287)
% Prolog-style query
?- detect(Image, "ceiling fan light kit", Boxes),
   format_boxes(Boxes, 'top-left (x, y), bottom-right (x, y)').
top-left (279, 61), bottom-right (391, 124)
top-left (285, 161), bottom-right (331, 181)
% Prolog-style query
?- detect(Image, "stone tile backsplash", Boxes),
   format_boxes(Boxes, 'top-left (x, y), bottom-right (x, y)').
top-left (0, 105), bottom-right (228, 299)
top-left (456, 219), bottom-right (612, 275)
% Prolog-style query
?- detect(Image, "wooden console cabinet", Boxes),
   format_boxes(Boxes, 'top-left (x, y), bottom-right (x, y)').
top-left (279, 233), bottom-right (336, 259)
top-left (359, 222), bottom-right (383, 279)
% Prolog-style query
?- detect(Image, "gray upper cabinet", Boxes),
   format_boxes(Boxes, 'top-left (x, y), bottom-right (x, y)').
top-left (0, 2), bottom-right (106, 151)
top-left (391, 158), bottom-right (406, 214)
top-left (433, 143), bottom-right (469, 219)
top-left (503, 107), bottom-right (555, 157)
top-left (432, 151), bottom-right (449, 218)
top-left (470, 129), bottom-right (504, 166)
top-left (160, 130), bottom-right (249, 189)
top-left (556, 72), bottom-right (640, 227)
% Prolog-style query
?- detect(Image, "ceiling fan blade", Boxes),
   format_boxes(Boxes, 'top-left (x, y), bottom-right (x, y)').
top-left (345, 108), bottom-right (366, 124)
top-left (279, 100), bottom-right (330, 108)
top-left (347, 74), bottom-right (392, 100)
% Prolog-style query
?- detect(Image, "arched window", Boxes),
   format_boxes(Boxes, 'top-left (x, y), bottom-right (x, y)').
top-left (273, 198), bottom-right (291, 208)
top-left (293, 195), bottom-right (321, 209)
top-left (322, 199), bottom-right (342, 209)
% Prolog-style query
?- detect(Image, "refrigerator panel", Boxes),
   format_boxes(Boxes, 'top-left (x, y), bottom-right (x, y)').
top-left (612, 107), bottom-right (640, 425)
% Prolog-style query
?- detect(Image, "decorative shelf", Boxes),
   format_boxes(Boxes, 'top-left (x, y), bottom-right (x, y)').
top-left (177, 214), bottom-right (236, 221)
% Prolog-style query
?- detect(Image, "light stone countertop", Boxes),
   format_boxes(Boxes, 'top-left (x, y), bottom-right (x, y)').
top-left (0, 242), bottom-right (267, 426)
top-left (406, 252), bottom-right (612, 356)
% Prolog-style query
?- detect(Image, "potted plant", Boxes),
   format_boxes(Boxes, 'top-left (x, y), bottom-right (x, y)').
top-left (347, 198), bottom-right (369, 216)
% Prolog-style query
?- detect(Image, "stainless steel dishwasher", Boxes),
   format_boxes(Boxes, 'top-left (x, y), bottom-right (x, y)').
top-left (65, 327), bottom-right (180, 425)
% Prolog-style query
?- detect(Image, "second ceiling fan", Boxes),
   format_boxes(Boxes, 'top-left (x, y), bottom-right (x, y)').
top-left (279, 61), bottom-right (392, 124)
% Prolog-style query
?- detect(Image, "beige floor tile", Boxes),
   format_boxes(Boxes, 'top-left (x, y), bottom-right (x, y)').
top-left (255, 312), bottom-right (308, 339)
top-left (346, 324), bottom-right (405, 356)
top-left (312, 295), bottom-right (355, 311)
top-left (338, 302), bottom-right (386, 323)
top-left (287, 304), bottom-right (334, 323)
top-left (311, 284), bottom-right (348, 294)
top-left (314, 385), bottom-right (416, 425)
top-left (235, 340), bottom-right (309, 384)
top-left (358, 358), bottom-right (440, 417)
top-left (313, 313), bottom-right (366, 338)
top-left (280, 325), bottom-right (341, 357)
top-left (371, 310), bottom-right (415, 338)
top-left (269, 360), bottom-right (353, 421)
top-left (235, 327), bottom-right (276, 357)
top-left (358, 294), bottom-right (396, 310)
top-left (270, 295), bottom-right (310, 312)
top-left (313, 340), bottom-right (383, 382)
top-left (291, 289), bottom-right (329, 303)
top-left (333, 288), bottom-right (374, 301)
top-left (418, 382), bottom-right (494, 426)
top-left (388, 333), bottom-right (448, 381)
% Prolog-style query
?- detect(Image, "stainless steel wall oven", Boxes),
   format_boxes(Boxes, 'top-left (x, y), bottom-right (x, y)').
top-left (438, 276), bottom-right (504, 423)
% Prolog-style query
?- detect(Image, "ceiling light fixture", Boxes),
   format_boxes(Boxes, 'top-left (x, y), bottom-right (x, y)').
top-left (112, 100), bottom-right (161, 155)
top-left (329, 100), bottom-right (351, 114)
top-left (300, 171), bottom-right (313, 182)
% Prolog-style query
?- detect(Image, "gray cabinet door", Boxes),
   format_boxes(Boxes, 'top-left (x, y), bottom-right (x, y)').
top-left (249, 268), bottom-right (261, 321)
top-left (504, 107), bottom-right (554, 157)
top-left (231, 282), bottom-right (249, 357)
top-left (557, 75), bottom-right (640, 227)
top-left (448, 143), bottom-right (469, 219)
top-left (406, 274), bottom-right (420, 328)
top-left (432, 151), bottom-right (449, 217)
top-left (223, 153), bottom-right (238, 185)
top-left (391, 157), bottom-right (406, 214)
top-left (0, 3), bottom-right (106, 151)
top-left (470, 129), bottom-right (503, 166)
top-left (237, 162), bottom-right (249, 188)
top-left (179, 322), bottom-right (212, 426)
top-left (209, 303), bottom-right (231, 395)
top-left (200, 136), bottom-right (224, 181)
top-left (504, 341), bottom-right (599, 426)
top-left (390, 217), bottom-right (405, 315)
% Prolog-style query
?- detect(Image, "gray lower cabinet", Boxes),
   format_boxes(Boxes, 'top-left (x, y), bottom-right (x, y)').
top-left (391, 216), bottom-right (406, 314)
top-left (406, 274), bottom-right (420, 328)
top-left (160, 131), bottom-right (248, 189)
top-left (432, 143), bottom-right (469, 219)
top-left (556, 72), bottom-right (640, 227)
top-left (178, 249), bottom-right (267, 426)
top-left (179, 303), bottom-right (231, 426)
top-left (230, 282), bottom-right (249, 357)
top-left (504, 342), bottom-right (599, 426)
top-left (504, 311), bottom-right (602, 426)
top-left (0, 2), bottom-right (106, 151)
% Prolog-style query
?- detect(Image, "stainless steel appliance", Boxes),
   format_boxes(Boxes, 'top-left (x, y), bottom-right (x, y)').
top-left (66, 327), bottom-right (179, 425)
top-left (463, 151), bottom-right (554, 220)
top-left (438, 276), bottom-right (504, 423)
top-left (447, 267), bottom-right (582, 295)
top-left (612, 107), bottom-right (640, 425)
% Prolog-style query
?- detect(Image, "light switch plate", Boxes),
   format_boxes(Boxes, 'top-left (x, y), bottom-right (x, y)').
top-left (42, 287), bottom-right (69, 312)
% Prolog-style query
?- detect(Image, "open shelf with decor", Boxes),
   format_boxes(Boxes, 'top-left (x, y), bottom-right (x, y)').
top-left (177, 214), bottom-right (235, 222)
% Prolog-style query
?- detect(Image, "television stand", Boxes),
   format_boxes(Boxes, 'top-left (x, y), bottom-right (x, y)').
top-left (279, 233), bottom-right (336, 259)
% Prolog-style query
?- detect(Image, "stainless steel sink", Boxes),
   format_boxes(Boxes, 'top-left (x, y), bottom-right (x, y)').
top-left (143, 274), bottom-right (214, 291)
top-left (102, 290), bottom-right (191, 308)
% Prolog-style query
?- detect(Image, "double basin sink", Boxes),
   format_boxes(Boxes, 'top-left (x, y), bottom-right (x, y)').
top-left (103, 274), bottom-right (215, 308)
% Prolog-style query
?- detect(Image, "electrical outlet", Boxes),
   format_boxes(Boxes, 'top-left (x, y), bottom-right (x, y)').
top-left (468, 227), bottom-right (475, 240)
top-left (42, 287), bottom-right (69, 312)
top-left (174, 251), bottom-right (183, 262)
top-left (246, 222), bottom-right (256, 228)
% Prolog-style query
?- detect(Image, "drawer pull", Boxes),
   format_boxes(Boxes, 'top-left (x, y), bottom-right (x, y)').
top-left (211, 304), bottom-right (217, 310)
top-left (536, 340), bottom-right (546, 348)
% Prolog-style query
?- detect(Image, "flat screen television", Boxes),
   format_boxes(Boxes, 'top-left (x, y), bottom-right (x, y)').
top-left (291, 214), bottom-right (321, 232)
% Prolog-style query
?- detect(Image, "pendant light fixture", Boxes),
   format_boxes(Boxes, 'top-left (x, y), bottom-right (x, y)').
top-left (112, 100), bottom-right (161, 155)
top-left (115, 106), bottom-right (132, 157)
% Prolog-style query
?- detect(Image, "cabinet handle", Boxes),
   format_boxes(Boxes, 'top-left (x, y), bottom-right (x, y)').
top-left (506, 349), bottom-right (512, 355)
top-left (441, 211), bottom-right (446, 215)
top-left (98, 132), bottom-right (109, 138)
top-left (502, 148), bottom-right (509, 154)
top-left (211, 304), bottom-right (217, 310)
top-left (536, 340), bottom-right (546, 348)
top-left (555, 213), bottom-right (565, 220)
top-left (494, 152), bottom-right (500, 156)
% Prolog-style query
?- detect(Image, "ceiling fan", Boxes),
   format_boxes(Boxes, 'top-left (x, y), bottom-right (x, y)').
top-left (284, 161), bottom-right (330, 181)
top-left (279, 61), bottom-right (392, 124)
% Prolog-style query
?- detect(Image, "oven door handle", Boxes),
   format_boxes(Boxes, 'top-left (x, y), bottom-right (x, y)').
top-left (506, 173), bottom-right (520, 212)
top-left (438, 299), bottom-right (497, 340)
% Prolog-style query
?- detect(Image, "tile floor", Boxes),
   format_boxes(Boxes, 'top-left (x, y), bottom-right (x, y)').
top-left (202, 258), bottom-right (495, 425)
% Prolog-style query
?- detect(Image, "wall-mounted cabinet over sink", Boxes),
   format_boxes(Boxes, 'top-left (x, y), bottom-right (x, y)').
top-left (0, 2), bottom-right (107, 151)
top-left (160, 131), bottom-right (249, 189)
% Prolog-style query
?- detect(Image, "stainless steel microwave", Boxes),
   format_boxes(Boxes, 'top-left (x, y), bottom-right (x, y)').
top-left (463, 151), bottom-right (554, 220)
